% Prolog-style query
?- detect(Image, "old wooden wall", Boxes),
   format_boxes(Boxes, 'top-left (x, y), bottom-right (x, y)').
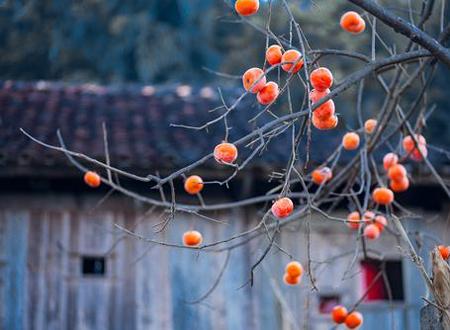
top-left (0, 194), bottom-right (446, 330)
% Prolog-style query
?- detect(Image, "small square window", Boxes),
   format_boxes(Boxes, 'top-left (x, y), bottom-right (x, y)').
top-left (81, 256), bottom-right (106, 276)
top-left (319, 295), bottom-right (341, 314)
top-left (360, 259), bottom-right (404, 301)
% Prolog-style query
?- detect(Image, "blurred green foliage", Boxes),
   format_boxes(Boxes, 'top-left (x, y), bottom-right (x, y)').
top-left (0, 0), bottom-right (233, 82)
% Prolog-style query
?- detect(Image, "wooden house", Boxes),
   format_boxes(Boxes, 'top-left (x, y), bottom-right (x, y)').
top-left (0, 81), bottom-right (448, 330)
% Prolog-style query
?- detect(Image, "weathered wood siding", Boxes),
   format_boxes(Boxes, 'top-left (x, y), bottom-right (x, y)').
top-left (0, 195), bottom-right (445, 330)
top-left (0, 210), bottom-right (28, 330)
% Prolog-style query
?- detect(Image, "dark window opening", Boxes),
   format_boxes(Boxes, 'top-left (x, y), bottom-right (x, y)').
top-left (319, 294), bottom-right (341, 314)
top-left (81, 256), bottom-right (106, 276)
top-left (360, 259), bottom-right (404, 301)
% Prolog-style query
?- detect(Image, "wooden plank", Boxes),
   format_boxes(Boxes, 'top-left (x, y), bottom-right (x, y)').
top-left (26, 209), bottom-right (43, 330)
top-left (218, 208), bottom-right (254, 330)
top-left (402, 217), bottom-right (427, 330)
top-left (59, 211), bottom-right (70, 330)
top-left (134, 208), bottom-right (174, 330)
top-left (0, 211), bottom-right (7, 329)
top-left (109, 210), bottom-right (137, 330)
top-left (45, 211), bottom-right (70, 330)
top-left (4, 210), bottom-right (29, 330)
top-left (34, 211), bottom-right (50, 330)
top-left (248, 223), bottom-right (280, 330)
top-left (359, 305), bottom-right (406, 330)
top-left (278, 217), bottom-right (309, 329)
top-left (66, 209), bottom-right (81, 328)
top-left (167, 212), bottom-right (213, 330)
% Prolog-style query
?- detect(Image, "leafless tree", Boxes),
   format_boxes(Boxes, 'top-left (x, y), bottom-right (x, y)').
top-left (21, 0), bottom-right (450, 326)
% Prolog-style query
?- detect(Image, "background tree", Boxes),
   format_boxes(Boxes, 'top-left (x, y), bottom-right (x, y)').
top-left (1, 0), bottom-right (449, 144)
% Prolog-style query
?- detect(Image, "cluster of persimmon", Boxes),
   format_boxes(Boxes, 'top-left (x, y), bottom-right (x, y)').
top-left (266, 45), bottom-right (305, 74)
top-left (438, 245), bottom-right (450, 260)
top-left (347, 210), bottom-right (388, 240)
top-left (283, 261), bottom-right (304, 286)
top-left (183, 142), bottom-right (238, 195)
top-left (383, 153), bottom-right (410, 193)
top-left (240, 10), bottom-right (366, 129)
top-left (367, 134), bottom-right (428, 206)
top-left (331, 305), bottom-right (364, 329)
top-left (403, 134), bottom-right (428, 162)
top-left (309, 68), bottom-right (338, 130)
top-left (242, 67), bottom-right (280, 105)
top-left (242, 46), bottom-right (305, 105)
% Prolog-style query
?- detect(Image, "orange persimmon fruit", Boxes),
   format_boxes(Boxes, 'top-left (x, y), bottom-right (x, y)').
top-left (410, 144), bottom-right (428, 162)
top-left (310, 67), bottom-right (333, 92)
top-left (438, 245), bottom-right (450, 260)
top-left (383, 153), bottom-right (399, 171)
top-left (374, 215), bottom-right (388, 232)
top-left (312, 167), bottom-right (333, 185)
top-left (257, 81), bottom-right (279, 105)
top-left (331, 305), bottom-right (348, 324)
top-left (242, 67), bottom-right (266, 93)
top-left (364, 224), bottom-right (381, 240)
top-left (388, 164), bottom-right (407, 181)
top-left (347, 211), bottom-right (361, 230)
top-left (372, 187), bottom-right (394, 205)
top-left (283, 273), bottom-right (301, 286)
top-left (314, 100), bottom-right (335, 121)
top-left (364, 119), bottom-right (377, 134)
top-left (363, 211), bottom-right (376, 223)
top-left (235, 0), bottom-right (259, 16)
top-left (184, 175), bottom-right (204, 195)
top-left (266, 45), bottom-right (283, 66)
top-left (281, 49), bottom-right (304, 74)
top-left (84, 171), bottom-right (101, 188)
top-left (183, 230), bottom-right (203, 247)
top-left (345, 311), bottom-right (364, 329)
top-left (271, 197), bottom-right (294, 218)
top-left (285, 261), bottom-right (303, 278)
top-left (309, 88), bottom-right (330, 104)
top-left (214, 142), bottom-right (238, 164)
top-left (342, 132), bottom-right (360, 150)
top-left (390, 177), bottom-right (410, 193)
top-left (340, 11), bottom-right (366, 34)
top-left (312, 114), bottom-right (338, 130)
top-left (403, 134), bottom-right (426, 153)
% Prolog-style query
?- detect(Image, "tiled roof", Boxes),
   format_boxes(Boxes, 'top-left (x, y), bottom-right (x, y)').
top-left (0, 80), bottom-right (446, 177)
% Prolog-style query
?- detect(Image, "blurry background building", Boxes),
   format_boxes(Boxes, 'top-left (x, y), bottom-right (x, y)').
top-left (0, 81), bottom-right (449, 330)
